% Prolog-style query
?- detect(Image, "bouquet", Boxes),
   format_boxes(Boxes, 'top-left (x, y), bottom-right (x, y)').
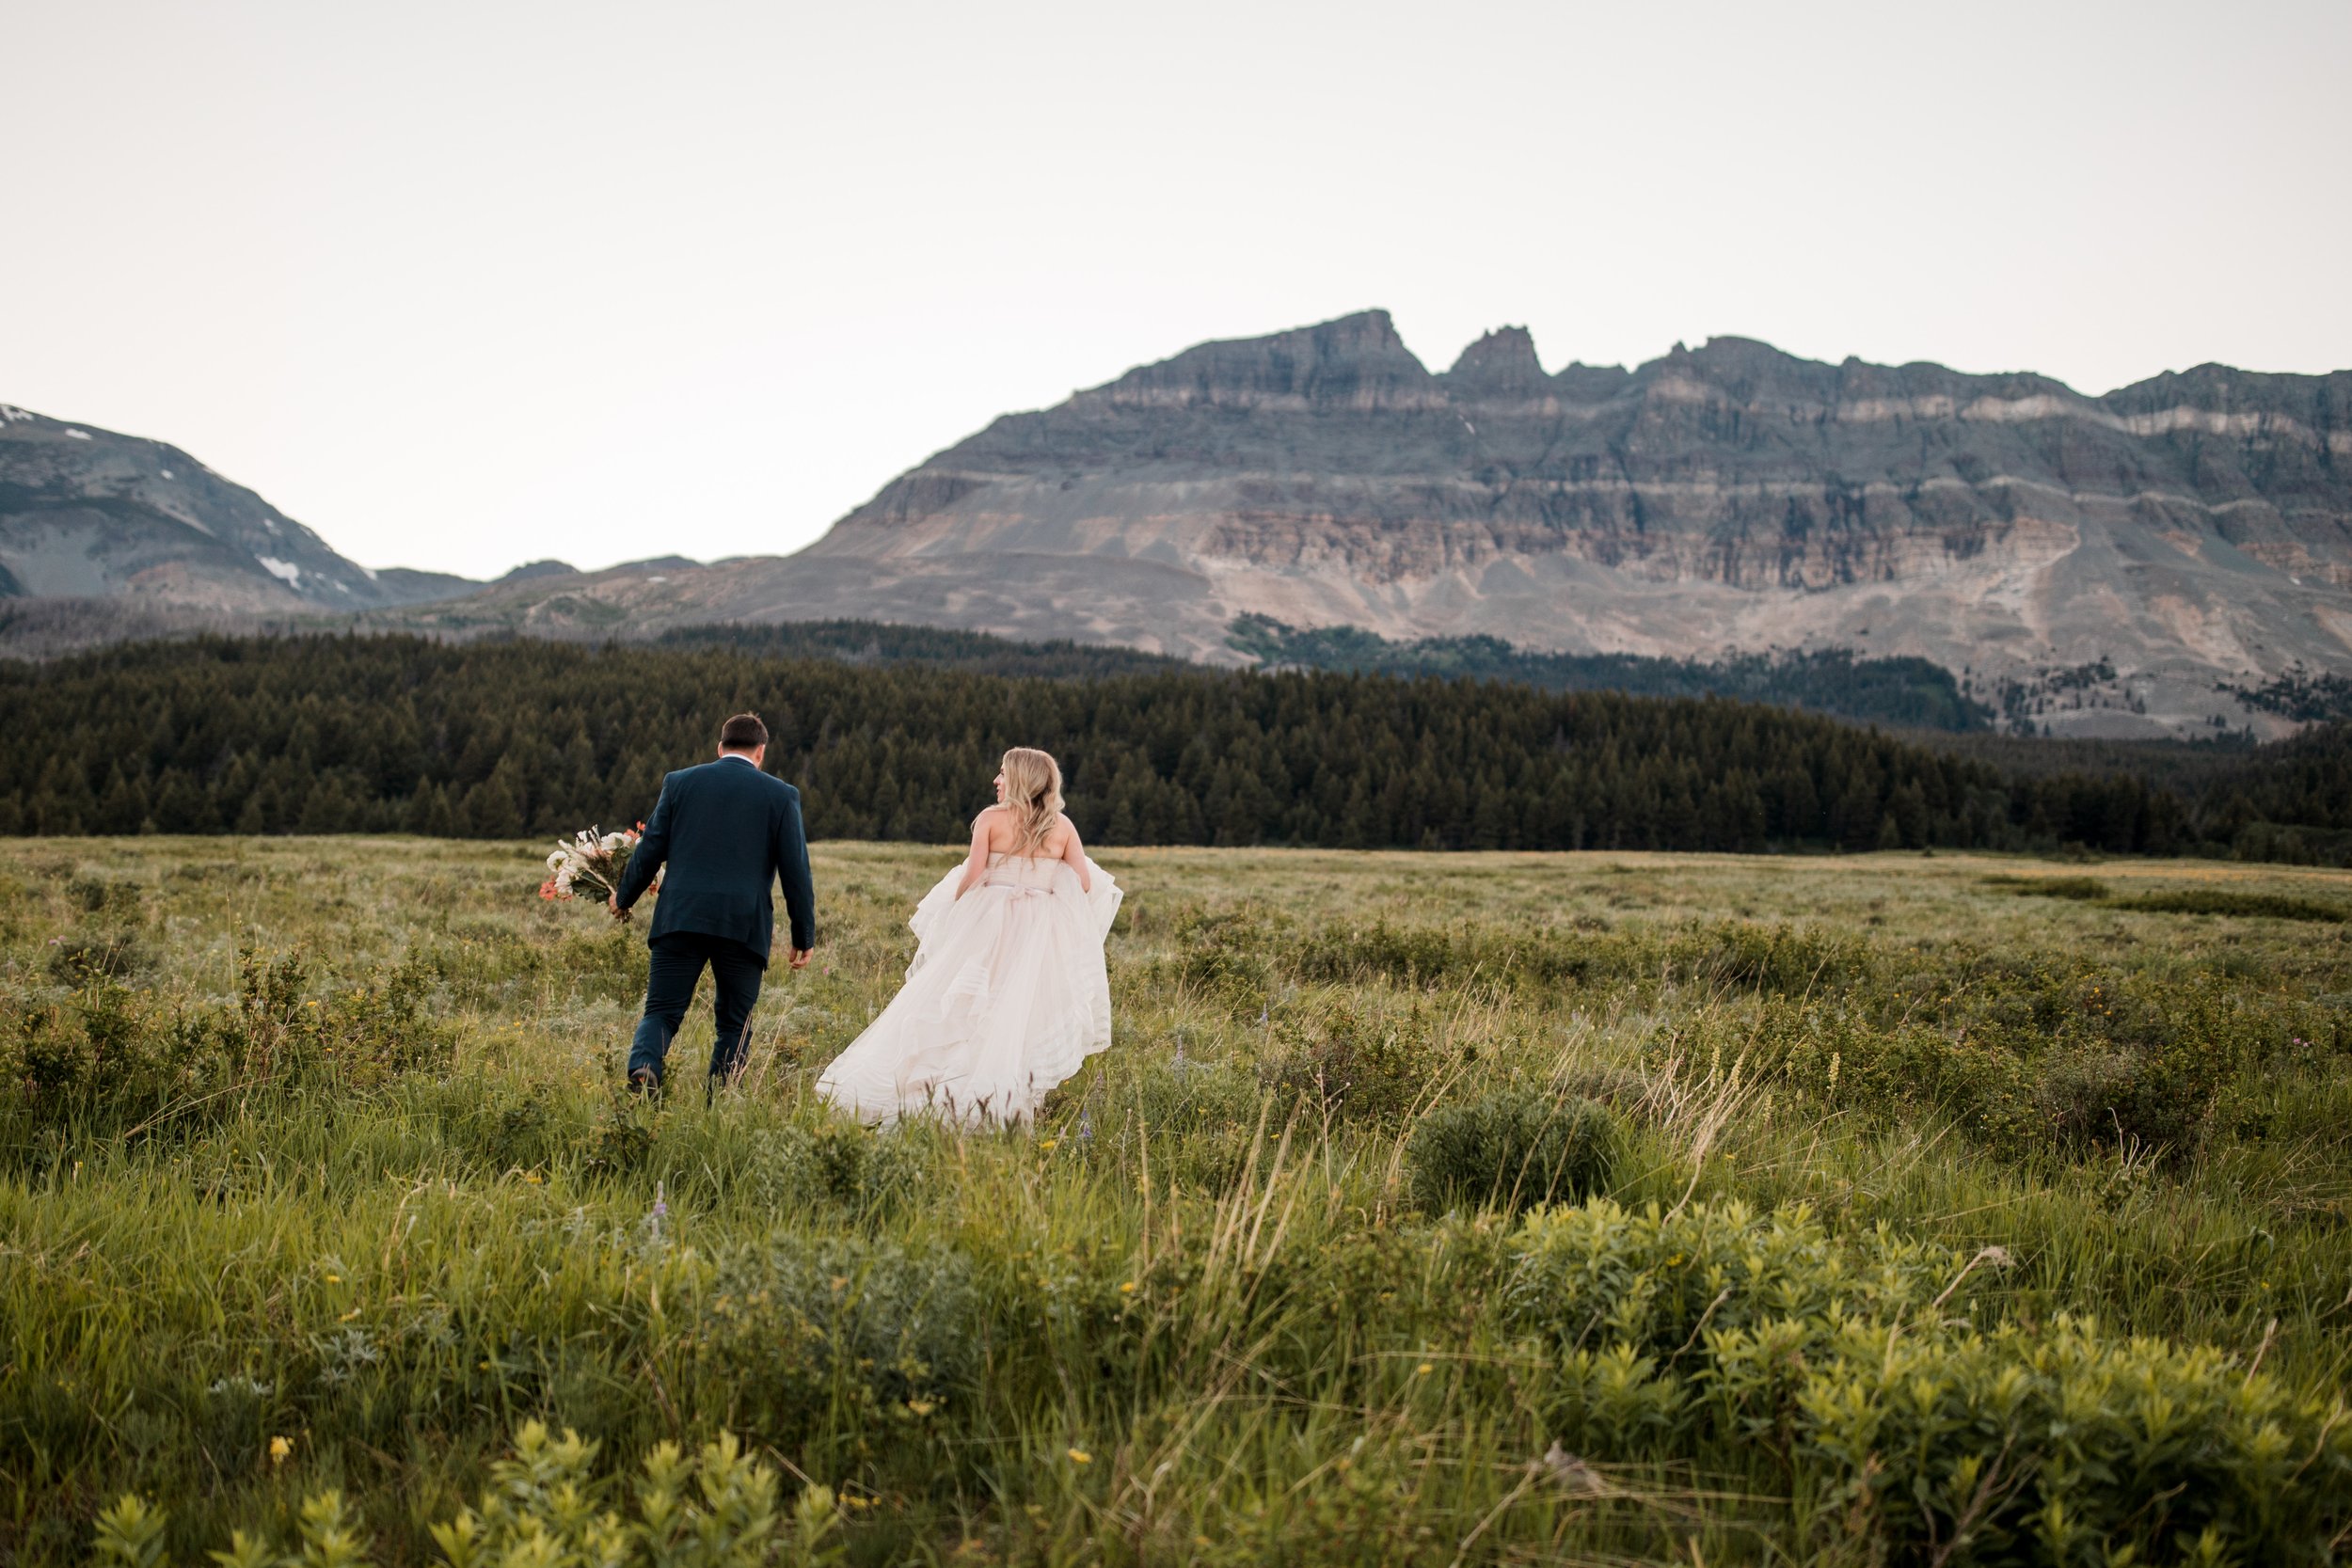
top-left (541, 824), bottom-right (656, 918)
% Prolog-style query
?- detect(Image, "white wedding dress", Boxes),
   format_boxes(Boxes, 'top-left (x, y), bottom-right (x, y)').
top-left (817, 852), bottom-right (1122, 1127)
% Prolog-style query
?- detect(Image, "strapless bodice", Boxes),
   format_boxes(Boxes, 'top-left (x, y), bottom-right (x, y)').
top-left (979, 851), bottom-right (1081, 894)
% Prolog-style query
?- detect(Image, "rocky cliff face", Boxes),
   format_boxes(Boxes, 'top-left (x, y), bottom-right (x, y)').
top-left (0, 404), bottom-right (468, 611)
top-left (758, 310), bottom-right (2351, 736)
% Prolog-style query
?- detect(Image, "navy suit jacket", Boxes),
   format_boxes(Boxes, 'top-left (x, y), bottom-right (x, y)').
top-left (615, 756), bottom-right (816, 964)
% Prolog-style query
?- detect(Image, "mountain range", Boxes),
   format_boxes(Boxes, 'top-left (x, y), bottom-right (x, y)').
top-left (7, 311), bottom-right (2350, 736)
top-left (0, 402), bottom-right (478, 610)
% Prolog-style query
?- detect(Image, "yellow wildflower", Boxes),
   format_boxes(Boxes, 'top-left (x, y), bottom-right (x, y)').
top-left (1119, 1281), bottom-right (1137, 1294)
top-left (1067, 1448), bottom-right (1092, 1464)
top-left (269, 1435), bottom-right (293, 1464)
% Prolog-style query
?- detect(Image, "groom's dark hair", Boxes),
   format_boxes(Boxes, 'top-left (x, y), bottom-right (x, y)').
top-left (719, 712), bottom-right (769, 751)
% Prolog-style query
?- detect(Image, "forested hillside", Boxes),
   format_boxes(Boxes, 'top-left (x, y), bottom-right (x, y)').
top-left (650, 620), bottom-right (1181, 678)
top-left (1227, 615), bottom-right (1994, 731)
top-left (2191, 719), bottom-right (2352, 863)
top-left (0, 634), bottom-right (2265, 855)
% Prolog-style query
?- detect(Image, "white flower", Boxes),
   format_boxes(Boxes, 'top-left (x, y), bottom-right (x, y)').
top-left (547, 850), bottom-right (566, 871)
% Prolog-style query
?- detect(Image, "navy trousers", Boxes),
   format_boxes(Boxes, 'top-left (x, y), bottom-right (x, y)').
top-left (628, 931), bottom-right (766, 1086)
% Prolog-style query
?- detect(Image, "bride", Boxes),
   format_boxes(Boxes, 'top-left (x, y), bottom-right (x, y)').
top-left (818, 747), bottom-right (1122, 1127)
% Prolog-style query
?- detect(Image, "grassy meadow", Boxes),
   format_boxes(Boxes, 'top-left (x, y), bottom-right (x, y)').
top-left (3, 838), bottom-right (2350, 1565)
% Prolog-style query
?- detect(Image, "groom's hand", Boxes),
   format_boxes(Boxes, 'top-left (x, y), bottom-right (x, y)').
top-left (607, 893), bottom-right (628, 922)
top-left (788, 947), bottom-right (813, 971)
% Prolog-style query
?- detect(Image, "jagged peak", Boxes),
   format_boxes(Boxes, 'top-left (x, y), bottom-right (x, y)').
top-left (1448, 325), bottom-right (1535, 367)
top-left (1442, 325), bottom-right (1550, 398)
top-left (1083, 309), bottom-right (1442, 413)
top-left (1295, 308), bottom-right (1407, 349)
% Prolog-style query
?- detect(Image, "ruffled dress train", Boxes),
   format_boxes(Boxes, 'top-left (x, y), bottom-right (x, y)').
top-left (817, 852), bottom-right (1121, 1127)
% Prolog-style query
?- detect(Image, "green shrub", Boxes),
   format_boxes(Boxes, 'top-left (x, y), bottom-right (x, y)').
top-left (65, 875), bottom-right (147, 922)
top-left (1797, 1315), bottom-right (2352, 1562)
top-left (1501, 1200), bottom-right (2352, 1559)
top-left (1725, 1001), bottom-right (2034, 1154)
top-left (1260, 1000), bottom-right (1439, 1126)
top-left (91, 1420), bottom-right (847, 1568)
top-left (2030, 1043), bottom-right (2190, 1151)
top-left (1736, 952), bottom-right (2341, 1160)
top-left (422, 920), bottom-right (552, 1008)
top-left (547, 922), bottom-right (651, 1006)
top-left (1505, 1199), bottom-right (1963, 1458)
top-left (475, 1090), bottom-right (560, 1172)
top-left (583, 1101), bottom-right (657, 1178)
top-left (43, 929), bottom-right (151, 983)
top-left (1162, 906), bottom-right (1277, 1016)
top-left (1288, 920), bottom-right (1493, 988)
top-left (1983, 871), bottom-right (2111, 899)
top-left (0, 947), bottom-right (453, 1157)
top-left (1505, 1199), bottom-right (1963, 1369)
top-left (1406, 1089), bottom-right (1619, 1213)
top-left (735, 1117), bottom-right (925, 1219)
top-left (1286, 917), bottom-right (1865, 999)
top-left (2111, 887), bottom-right (2347, 923)
top-left (1082, 1053), bottom-right (1268, 1193)
top-left (694, 1236), bottom-right (981, 1457)
top-left (204, 946), bottom-right (451, 1091)
top-left (1681, 921), bottom-right (1864, 994)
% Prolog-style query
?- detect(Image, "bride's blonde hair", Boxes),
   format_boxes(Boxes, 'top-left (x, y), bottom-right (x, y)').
top-left (999, 747), bottom-right (1064, 855)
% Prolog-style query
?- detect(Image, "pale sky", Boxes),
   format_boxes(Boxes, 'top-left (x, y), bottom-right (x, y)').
top-left (5, 0), bottom-right (2347, 580)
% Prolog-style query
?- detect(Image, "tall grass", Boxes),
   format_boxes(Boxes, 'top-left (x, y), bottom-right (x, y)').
top-left (3, 841), bottom-right (2349, 1564)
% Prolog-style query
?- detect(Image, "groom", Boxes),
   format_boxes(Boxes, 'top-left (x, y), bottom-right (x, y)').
top-left (610, 712), bottom-right (817, 1093)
